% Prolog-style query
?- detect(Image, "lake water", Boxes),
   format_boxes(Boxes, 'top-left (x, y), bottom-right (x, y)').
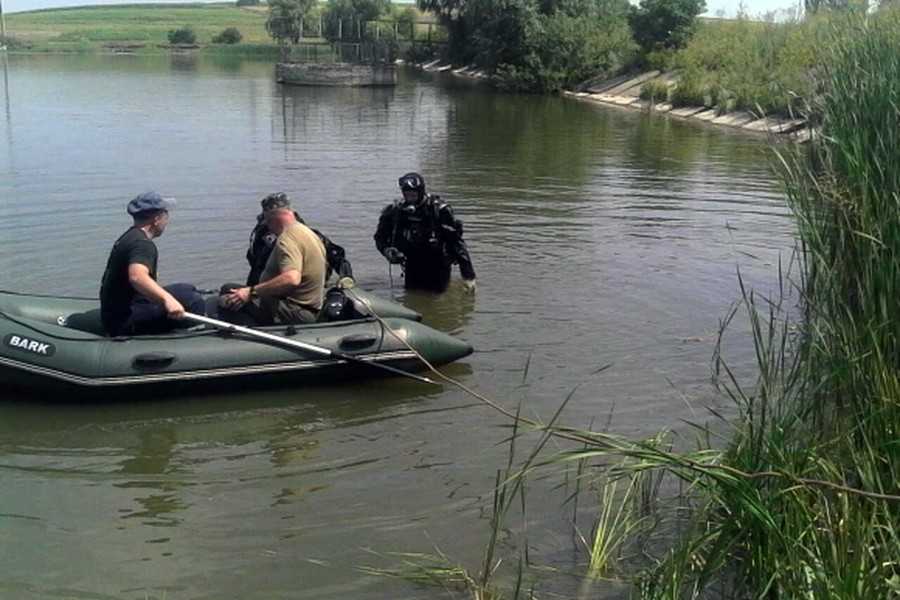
top-left (0, 53), bottom-right (795, 599)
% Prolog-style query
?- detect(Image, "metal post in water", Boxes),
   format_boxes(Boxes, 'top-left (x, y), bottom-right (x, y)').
top-left (0, 0), bottom-right (7, 46)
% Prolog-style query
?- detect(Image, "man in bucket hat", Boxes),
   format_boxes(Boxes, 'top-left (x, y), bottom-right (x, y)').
top-left (220, 192), bottom-right (327, 325)
top-left (99, 191), bottom-right (205, 336)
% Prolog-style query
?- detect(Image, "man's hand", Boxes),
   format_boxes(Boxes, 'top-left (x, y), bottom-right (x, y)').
top-left (164, 296), bottom-right (186, 320)
top-left (384, 247), bottom-right (406, 265)
top-left (222, 286), bottom-right (252, 310)
top-left (462, 278), bottom-right (477, 294)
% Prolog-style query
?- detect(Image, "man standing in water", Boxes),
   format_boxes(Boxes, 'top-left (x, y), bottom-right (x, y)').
top-left (221, 193), bottom-right (327, 324)
top-left (99, 191), bottom-right (205, 336)
top-left (374, 172), bottom-right (476, 293)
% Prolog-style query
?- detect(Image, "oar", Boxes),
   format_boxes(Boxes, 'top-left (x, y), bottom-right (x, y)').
top-left (180, 312), bottom-right (439, 386)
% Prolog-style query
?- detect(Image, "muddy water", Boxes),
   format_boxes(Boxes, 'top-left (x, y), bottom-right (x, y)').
top-left (0, 53), bottom-right (793, 599)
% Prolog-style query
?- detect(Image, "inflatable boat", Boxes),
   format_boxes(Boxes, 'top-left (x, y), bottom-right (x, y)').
top-left (0, 289), bottom-right (472, 397)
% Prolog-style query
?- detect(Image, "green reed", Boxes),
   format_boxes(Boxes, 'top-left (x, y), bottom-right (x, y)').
top-left (539, 10), bottom-right (900, 597)
top-left (629, 11), bottom-right (900, 597)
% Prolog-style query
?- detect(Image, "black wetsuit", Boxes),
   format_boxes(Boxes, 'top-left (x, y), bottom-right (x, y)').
top-left (374, 195), bottom-right (475, 291)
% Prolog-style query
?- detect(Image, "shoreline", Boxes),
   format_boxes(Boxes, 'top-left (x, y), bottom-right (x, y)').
top-left (406, 60), bottom-right (812, 141)
top-left (563, 70), bottom-right (811, 141)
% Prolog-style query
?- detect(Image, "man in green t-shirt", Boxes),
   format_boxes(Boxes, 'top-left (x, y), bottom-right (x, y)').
top-left (220, 193), bottom-right (327, 325)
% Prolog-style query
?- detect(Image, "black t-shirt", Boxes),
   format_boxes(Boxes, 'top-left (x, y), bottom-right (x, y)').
top-left (99, 227), bottom-right (158, 330)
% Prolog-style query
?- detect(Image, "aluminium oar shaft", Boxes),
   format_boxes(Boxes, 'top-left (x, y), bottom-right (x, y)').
top-left (182, 312), bottom-right (332, 356)
top-left (180, 312), bottom-right (438, 385)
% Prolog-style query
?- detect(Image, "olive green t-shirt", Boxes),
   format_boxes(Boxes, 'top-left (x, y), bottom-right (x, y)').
top-left (260, 222), bottom-right (327, 311)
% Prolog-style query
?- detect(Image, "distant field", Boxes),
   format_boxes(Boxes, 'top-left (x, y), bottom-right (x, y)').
top-left (5, 3), bottom-right (276, 50)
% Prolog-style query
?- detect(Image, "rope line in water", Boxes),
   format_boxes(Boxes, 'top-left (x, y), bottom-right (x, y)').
top-left (345, 288), bottom-right (900, 504)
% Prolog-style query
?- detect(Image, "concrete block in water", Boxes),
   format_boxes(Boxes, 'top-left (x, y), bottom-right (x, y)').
top-left (586, 73), bottom-right (635, 94)
top-left (276, 62), bottom-right (397, 87)
top-left (694, 109), bottom-right (720, 121)
top-left (743, 117), bottom-right (806, 133)
top-left (604, 71), bottom-right (661, 97)
top-left (669, 106), bottom-right (708, 118)
top-left (711, 112), bottom-right (757, 127)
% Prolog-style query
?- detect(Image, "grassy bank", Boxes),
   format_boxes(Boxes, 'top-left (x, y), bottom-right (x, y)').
top-left (3, 3), bottom-right (279, 53)
top-left (1, 2), bottom-right (440, 55)
top-left (654, 6), bottom-right (900, 117)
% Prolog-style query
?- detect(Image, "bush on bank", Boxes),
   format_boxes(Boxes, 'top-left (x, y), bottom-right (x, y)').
top-left (167, 25), bottom-right (197, 45)
top-left (668, 15), bottom-right (824, 115)
top-left (212, 27), bottom-right (243, 44)
top-left (495, 8), bottom-right (637, 92)
top-left (417, 0), bottom-right (642, 92)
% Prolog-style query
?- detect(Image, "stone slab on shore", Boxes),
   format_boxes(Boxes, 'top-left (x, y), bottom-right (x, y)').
top-left (743, 117), bottom-right (806, 134)
top-left (563, 70), bottom-right (808, 138)
top-left (712, 111), bottom-right (757, 127)
top-left (694, 109), bottom-right (720, 122)
top-left (669, 106), bottom-right (708, 118)
top-left (585, 72), bottom-right (636, 94)
top-left (603, 71), bottom-right (661, 97)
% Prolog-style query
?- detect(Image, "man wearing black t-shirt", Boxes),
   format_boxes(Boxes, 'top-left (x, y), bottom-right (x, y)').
top-left (99, 191), bottom-right (204, 336)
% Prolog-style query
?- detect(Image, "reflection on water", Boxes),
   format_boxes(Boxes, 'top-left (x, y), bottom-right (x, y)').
top-left (395, 279), bottom-right (476, 335)
top-left (0, 54), bottom-right (794, 599)
top-left (2, 53), bottom-right (10, 134)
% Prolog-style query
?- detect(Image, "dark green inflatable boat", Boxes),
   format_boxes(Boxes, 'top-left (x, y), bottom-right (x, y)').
top-left (0, 289), bottom-right (473, 397)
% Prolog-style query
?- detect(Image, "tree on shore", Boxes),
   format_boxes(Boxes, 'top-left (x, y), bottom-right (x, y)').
top-left (628, 0), bottom-right (706, 53)
top-left (266, 0), bottom-right (315, 57)
top-left (321, 0), bottom-right (391, 42)
top-left (416, 0), bottom-right (636, 91)
top-left (804, 0), bottom-right (868, 12)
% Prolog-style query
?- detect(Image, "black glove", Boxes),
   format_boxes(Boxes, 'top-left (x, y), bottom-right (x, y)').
top-left (384, 247), bottom-right (406, 265)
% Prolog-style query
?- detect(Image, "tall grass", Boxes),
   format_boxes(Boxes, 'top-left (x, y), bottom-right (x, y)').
top-left (472, 9), bottom-right (900, 598)
top-left (631, 11), bottom-right (900, 596)
top-left (668, 14), bottom-right (828, 115)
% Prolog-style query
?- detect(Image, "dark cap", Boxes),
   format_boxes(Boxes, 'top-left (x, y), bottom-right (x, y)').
top-left (127, 191), bottom-right (176, 216)
top-left (261, 192), bottom-right (291, 212)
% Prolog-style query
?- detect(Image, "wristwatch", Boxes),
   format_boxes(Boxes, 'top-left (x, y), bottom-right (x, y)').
top-left (249, 286), bottom-right (258, 299)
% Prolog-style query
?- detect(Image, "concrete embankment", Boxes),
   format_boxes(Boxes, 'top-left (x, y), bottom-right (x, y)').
top-left (403, 60), bottom-right (812, 140)
top-left (277, 62), bottom-right (398, 87)
top-left (397, 59), bottom-right (492, 82)
top-left (563, 70), bottom-right (812, 141)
